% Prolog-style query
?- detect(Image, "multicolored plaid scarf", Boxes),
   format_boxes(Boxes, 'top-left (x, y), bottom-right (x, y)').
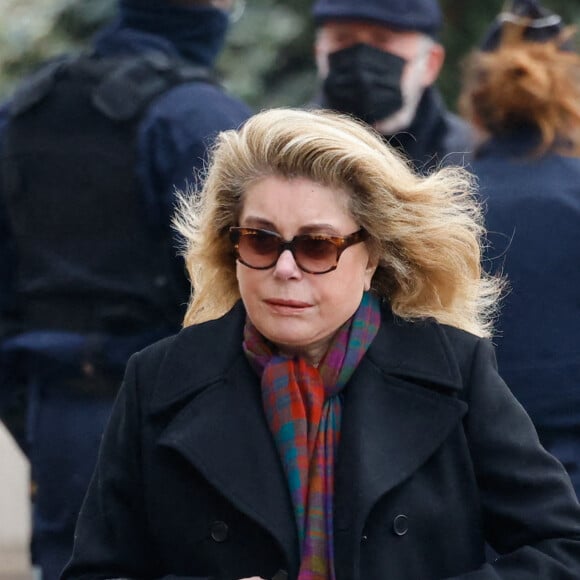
top-left (243, 292), bottom-right (381, 579)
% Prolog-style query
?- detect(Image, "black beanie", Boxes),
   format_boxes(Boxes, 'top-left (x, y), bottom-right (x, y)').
top-left (312, 0), bottom-right (443, 37)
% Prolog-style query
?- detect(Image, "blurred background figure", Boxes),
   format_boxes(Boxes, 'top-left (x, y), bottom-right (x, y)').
top-left (459, 0), bottom-right (580, 497)
top-left (0, 0), bottom-right (251, 577)
top-left (311, 0), bottom-right (473, 171)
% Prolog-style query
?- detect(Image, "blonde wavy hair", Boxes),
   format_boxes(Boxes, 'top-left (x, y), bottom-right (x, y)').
top-left (174, 108), bottom-right (502, 337)
top-left (459, 22), bottom-right (580, 156)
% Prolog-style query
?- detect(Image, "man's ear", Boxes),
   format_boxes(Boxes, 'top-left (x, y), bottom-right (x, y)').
top-left (423, 43), bottom-right (445, 87)
top-left (314, 32), bottom-right (329, 79)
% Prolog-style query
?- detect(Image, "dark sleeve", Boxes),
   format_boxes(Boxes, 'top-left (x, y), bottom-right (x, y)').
top-left (135, 83), bottom-right (252, 227)
top-left (446, 338), bottom-right (580, 579)
top-left (131, 84), bottom-right (251, 304)
top-left (61, 353), bottom-right (210, 580)
top-left (0, 183), bottom-right (16, 335)
top-left (0, 112), bottom-right (20, 339)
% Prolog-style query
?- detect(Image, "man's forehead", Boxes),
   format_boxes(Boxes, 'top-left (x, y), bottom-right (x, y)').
top-left (170, 0), bottom-right (237, 11)
top-left (320, 20), bottom-right (422, 39)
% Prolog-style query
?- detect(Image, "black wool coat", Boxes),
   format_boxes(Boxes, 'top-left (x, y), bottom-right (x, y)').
top-left (62, 302), bottom-right (580, 580)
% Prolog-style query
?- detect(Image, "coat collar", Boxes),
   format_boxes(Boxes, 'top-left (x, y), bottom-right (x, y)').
top-left (149, 300), bottom-right (248, 412)
top-left (148, 302), bottom-right (468, 576)
top-left (149, 301), bottom-right (464, 412)
top-left (474, 126), bottom-right (544, 160)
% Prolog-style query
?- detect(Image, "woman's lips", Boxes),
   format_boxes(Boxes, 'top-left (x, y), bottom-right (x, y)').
top-left (265, 299), bottom-right (312, 313)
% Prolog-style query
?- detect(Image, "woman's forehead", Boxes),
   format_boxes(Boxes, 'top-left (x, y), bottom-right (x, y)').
top-left (238, 176), bottom-right (356, 231)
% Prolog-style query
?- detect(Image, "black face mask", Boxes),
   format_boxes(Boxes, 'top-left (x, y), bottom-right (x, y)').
top-left (323, 43), bottom-right (406, 124)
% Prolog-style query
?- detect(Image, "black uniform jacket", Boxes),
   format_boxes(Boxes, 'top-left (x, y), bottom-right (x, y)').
top-left (63, 302), bottom-right (580, 580)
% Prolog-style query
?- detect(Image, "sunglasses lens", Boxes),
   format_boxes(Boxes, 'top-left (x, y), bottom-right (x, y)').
top-left (232, 228), bottom-right (344, 273)
top-left (295, 237), bottom-right (337, 272)
top-left (237, 230), bottom-right (280, 267)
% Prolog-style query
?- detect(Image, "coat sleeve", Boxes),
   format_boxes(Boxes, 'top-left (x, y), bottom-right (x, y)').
top-left (135, 83), bottom-right (252, 226)
top-left (61, 353), bottom-right (211, 580)
top-left (0, 109), bottom-right (21, 340)
top-left (447, 337), bottom-right (580, 579)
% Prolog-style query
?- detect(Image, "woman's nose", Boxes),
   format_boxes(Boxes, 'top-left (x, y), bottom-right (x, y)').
top-left (273, 249), bottom-right (302, 279)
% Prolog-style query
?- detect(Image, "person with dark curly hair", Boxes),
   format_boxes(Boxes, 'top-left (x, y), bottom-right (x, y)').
top-left (459, 0), bottom-right (580, 497)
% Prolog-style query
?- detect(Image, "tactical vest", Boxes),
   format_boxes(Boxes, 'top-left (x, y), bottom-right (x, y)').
top-left (1, 52), bottom-right (213, 335)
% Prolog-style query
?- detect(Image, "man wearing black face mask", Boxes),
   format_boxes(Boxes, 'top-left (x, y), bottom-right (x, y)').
top-left (312, 0), bottom-right (473, 171)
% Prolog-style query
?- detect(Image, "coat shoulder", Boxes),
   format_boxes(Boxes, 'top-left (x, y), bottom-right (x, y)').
top-left (131, 303), bottom-right (247, 411)
top-left (438, 322), bottom-right (483, 359)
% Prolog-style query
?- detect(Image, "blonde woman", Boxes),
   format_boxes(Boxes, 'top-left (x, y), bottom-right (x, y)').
top-left (63, 108), bottom-right (580, 580)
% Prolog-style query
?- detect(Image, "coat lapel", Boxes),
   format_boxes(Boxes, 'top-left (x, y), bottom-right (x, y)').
top-left (149, 303), bottom-right (299, 572)
top-left (334, 313), bottom-right (468, 578)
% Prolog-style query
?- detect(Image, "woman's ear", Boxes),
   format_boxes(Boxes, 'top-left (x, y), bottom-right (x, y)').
top-left (364, 257), bottom-right (379, 291)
